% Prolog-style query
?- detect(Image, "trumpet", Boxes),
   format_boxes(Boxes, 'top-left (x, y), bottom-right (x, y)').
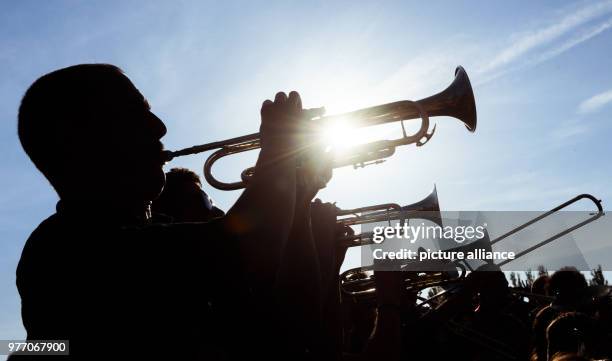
top-left (336, 185), bottom-right (442, 248)
top-left (164, 66), bottom-right (477, 190)
top-left (336, 186), bottom-right (447, 301)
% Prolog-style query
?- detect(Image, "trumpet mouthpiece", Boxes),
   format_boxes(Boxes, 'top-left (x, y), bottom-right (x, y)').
top-left (162, 150), bottom-right (174, 163)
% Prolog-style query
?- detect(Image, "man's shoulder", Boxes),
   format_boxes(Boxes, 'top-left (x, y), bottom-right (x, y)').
top-left (20, 213), bottom-right (65, 254)
top-left (16, 212), bottom-right (68, 287)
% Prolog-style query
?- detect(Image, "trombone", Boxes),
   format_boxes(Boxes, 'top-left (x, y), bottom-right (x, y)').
top-left (489, 193), bottom-right (604, 267)
top-left (339, 193), bottom-right (604, 301)
top-left (164, 66), bottom-right (477, 190)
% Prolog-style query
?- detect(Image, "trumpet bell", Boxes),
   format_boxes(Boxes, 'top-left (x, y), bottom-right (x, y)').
top-left (420, 66), bottom-right (477, 132)
top-left (400, 185), bottom-right (442, 228)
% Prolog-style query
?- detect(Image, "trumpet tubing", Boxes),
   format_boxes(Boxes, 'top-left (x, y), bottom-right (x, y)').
top-left (340, 266), bottom-right (464, 302)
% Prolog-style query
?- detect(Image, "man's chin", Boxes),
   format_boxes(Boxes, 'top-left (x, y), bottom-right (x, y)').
top-left (147, 167), bottom-right (166, 200)
top-left (136, 165), bottom-right (166, 201)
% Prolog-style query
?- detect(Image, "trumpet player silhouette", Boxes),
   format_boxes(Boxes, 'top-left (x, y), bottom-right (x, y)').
top-left (14, 64), bottom-right (332, 360)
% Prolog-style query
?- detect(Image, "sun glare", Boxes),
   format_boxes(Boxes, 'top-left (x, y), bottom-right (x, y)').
top-left (318, 104), bottom-right (373, 150)
top-left (319, 116), bottom-right (399, 151)
top-left (311, 81), bottom-right (397, 151)
top-left (321, 120), bottom-right (361, 149)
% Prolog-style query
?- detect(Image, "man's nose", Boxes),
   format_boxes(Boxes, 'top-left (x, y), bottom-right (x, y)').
top-left (149, 112), bottom-right (167, 139)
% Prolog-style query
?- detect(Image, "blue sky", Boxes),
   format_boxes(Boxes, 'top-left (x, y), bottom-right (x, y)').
top-left (1, 0), bottom-right (611, 343)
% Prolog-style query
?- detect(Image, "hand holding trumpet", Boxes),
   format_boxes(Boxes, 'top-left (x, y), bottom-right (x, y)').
top-left (259, 91), bottom-right (305, 159)
top-left (258, 91), bottom-right (332, 192)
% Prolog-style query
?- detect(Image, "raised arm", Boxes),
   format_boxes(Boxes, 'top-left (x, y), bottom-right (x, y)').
top-left (224, 91), bottom-right (304, 289)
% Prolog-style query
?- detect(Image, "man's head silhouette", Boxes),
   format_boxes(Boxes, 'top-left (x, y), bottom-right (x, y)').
top-left (18, 64), bottom-right (167, 205)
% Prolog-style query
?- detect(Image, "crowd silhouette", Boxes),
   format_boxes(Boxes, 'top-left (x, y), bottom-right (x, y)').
top-left (10, 64), bottom-right (611, 360)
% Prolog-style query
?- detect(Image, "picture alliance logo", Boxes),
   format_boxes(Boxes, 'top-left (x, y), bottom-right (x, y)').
top-left (371, 223), bottom-right (487, 244)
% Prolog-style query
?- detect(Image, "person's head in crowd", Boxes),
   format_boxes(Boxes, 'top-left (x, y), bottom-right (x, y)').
top-left (534, 268), bottom-right (587, 360)
top-left (152, 167), bottom-right (224, 222)
top-left (546, 312), bottom-right (593, 361)
top-left (18, 64), bottom-right (167, 207)
top-left (590, 286), bottom-right (612, 327)
top-left (549, 267), bottom-right (588, 309)
top-left (532, 275), bottom-right (550, 296)
top-left (469, 264), bottom-right (509, 313)
top-left (531, 274), bottom-right (552, 309)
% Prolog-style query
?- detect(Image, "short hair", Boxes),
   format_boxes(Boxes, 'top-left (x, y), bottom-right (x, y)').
top-left (532, 275), bottom-right (550, 296)
top-left (549, 267), bottom-right (587, 303)
top-left (164, 167), bottom-right (202, 187)
top-left (18, 64), bottom-right (124, 191)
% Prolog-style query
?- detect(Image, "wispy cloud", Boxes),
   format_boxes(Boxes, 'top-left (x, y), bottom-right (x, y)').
top-left (578, 88), bottom-right (612, 113)
top-left (549, 119), bottom-right (590, 141)
top-left (374, 2), bottom-right (612, 95)
top-left (530, 17), bottom-right (612, 65)
top-left (476, 1), bottom-right (612, 83)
